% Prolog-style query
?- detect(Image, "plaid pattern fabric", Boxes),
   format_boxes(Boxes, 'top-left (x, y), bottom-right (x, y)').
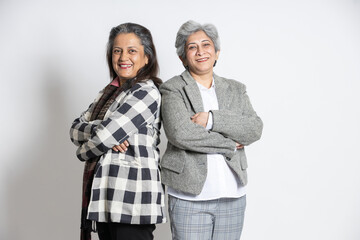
top-left (70, 80), bottom-right (166, 226)
top-left (168, 195), bottom-right (246, 240)
top-left (78, 81), bottom-right (128, 240)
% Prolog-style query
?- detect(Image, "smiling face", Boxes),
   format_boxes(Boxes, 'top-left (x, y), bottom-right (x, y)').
top-left (182, 30), bottom-right (219, 77)
top-left (112, 33), bottom-right (148, 81)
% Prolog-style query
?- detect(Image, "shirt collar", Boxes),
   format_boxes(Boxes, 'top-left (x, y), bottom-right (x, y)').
top-left (110, 77), bottom-right (120, 87)
top-left (196, 78), bottom-right (215, 90)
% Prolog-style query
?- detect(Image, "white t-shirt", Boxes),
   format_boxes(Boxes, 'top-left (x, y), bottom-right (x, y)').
top-left (167, 79), bottom-right (246, 201)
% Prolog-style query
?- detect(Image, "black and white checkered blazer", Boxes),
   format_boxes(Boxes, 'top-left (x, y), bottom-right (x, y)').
top-left (70, 80), bottom-right (166, 224)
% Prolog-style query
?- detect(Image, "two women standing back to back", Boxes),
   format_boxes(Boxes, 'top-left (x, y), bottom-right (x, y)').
top-left (70, 20), bottom-right (262, 240)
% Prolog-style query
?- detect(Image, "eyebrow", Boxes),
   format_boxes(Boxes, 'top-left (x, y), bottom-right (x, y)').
top-left (113, 46), bottom-right (139, 49)
top-left (187, 40), bottom-right (211, 46)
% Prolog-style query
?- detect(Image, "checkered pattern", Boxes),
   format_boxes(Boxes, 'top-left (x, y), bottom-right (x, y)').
top-left (70, 80), bottom-right (166, 224)
top-left (168, 195), bottom-right (246, 240)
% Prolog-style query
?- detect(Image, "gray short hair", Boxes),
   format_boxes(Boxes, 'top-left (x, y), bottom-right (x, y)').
top-left (175, 20), bottom-right (220, 60)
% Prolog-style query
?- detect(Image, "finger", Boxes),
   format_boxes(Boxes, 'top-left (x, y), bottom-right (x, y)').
top-left (113, 145), bottom-right (124, 152)
top-left (191, 113), bottom-right (199, 119)
top-left (124, 140), bottom-right (129, 147)
top-left (116, 146), bottom-right (125, 153)
top-left (120, 143), bottom-right (128, 151)
top-left (115, 145), bottom-right (124, 152)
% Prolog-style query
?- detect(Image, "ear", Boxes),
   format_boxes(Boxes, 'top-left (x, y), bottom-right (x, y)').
top-left (145, 55), bottom-right (149, 65)
top-left (215, 50), bottom-right (220, 60)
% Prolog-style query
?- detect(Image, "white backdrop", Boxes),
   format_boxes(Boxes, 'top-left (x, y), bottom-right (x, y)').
top-left (1, 0), bottom-right (359, 239)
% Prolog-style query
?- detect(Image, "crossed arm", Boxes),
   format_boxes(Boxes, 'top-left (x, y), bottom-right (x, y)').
top-left (160, 81), bottom-right (263, 158)
top-left (190, 112), bottom-right (244, 149)
top-left (70, 84), bottom-right (160, 161)
top-left (160, 83), bottom-right (238, 159)
top-left (193, 85), bottom-right (263, 146)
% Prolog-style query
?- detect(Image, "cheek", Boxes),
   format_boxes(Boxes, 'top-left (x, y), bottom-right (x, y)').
top-left (136, 56), bottom-right (147, 68)
top-left (186, 52), bottom-right (194, 61)
top-left (112, 56), bottom-right (119, 67)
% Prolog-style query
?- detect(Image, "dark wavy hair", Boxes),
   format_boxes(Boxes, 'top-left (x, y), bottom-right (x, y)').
top-left (106, 23), bottom-right (162, 87)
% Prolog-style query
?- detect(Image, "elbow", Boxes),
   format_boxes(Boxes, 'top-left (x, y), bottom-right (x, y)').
top-left (253, 117), bottom-right (264, 141)
top-left (243, 117), bottom-right (263, 145)
top-left (164, 127), bottom-right (189, 150)
top-left (76, 152), bottom-right (87, 162)
top-left (165, 128), bottom-right (182, 145)
top-left (76, 148), bottom-right (86, 162)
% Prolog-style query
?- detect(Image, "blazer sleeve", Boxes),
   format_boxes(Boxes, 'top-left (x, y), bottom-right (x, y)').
top-left (210, 84), bottom-right (263, 146)
top-left (160, 82), bottom-right (237, 159)
top-left (75, 83), bottom-right (160, 162)
top-left (69, 103), bottom-right (102, 147)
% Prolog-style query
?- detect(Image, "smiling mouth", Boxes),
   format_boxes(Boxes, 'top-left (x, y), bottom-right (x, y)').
top-left (119, 64), bottom-right (132, 69)
top-left (196, 58), bottom-right (209, 62)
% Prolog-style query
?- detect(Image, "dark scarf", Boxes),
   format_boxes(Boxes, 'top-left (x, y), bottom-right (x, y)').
top-left (80, 79), bottom-right (132, 240)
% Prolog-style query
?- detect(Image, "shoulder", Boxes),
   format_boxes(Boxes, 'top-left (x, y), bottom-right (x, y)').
top-left (159, 75), bottom-right (186, 93)
top-left (130, 79), bottom-right (158, 91)
top-left (216, 75), bottom-right (247, 93)
top-left (128, 79), bottom-right (160, 100)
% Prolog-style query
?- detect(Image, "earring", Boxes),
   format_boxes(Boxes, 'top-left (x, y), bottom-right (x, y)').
top-left (213, 60), bottom-right (217, 67)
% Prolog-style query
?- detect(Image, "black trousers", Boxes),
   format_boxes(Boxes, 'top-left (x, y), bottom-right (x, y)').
top-left (96, 222), bottom-right (156, 240)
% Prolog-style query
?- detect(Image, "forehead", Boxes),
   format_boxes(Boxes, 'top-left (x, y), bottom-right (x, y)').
top-left (186, 31), bottom-right (212, 44)
top-left (113, 33), bottom-right (142, 47)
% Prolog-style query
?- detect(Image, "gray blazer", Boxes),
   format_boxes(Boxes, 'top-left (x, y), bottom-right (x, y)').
top-left (160, 70), bottom-right (263, 195)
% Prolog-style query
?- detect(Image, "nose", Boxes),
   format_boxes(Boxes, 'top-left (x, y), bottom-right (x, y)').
top-left (196, 46), bottom-right (204, 56)
top-left (119, 52), bottom-right (129, 61)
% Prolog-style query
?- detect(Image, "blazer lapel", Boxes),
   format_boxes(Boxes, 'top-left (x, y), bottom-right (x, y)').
top-left (214, 73), bottom-right (232, 110)
top-left (181, 71), bottom-right (204, 113)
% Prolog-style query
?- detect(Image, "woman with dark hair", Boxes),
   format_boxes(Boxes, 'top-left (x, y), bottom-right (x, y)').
top-left (160, 20), bottom-right (263, 239)
top-left (70, 23), bottom-right (165, 240)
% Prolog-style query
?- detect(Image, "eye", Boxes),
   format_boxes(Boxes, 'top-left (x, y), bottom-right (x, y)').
top-left (113, 49), bottom-right (121, 55)
top-left (188, 45), bottom-right (196, 50)
top-left (129, 49), bottom-right (137, 54)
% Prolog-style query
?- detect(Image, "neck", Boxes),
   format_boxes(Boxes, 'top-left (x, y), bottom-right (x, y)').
top-left (189, 70), bottom-right (213, 89)
top-left (119, 78), bottom-right (127, 85)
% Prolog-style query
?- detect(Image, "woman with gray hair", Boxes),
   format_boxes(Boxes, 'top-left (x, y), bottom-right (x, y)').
top-left (160, 20), bottom-right (263, 239)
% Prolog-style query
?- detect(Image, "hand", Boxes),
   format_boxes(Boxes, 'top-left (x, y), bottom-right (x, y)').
top-left (191, 112), bottom-right (209, 128)
top-left (112, 140), bottom-right (129, 153)
top-left (236, 142), bottom-right (244, 150)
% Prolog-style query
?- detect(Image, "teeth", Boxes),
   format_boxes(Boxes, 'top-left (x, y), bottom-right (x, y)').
top-left (120, 64), bottom-right (132, 67)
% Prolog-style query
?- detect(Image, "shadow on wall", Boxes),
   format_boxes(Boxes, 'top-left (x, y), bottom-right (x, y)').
top-left (5, 66), bottom-right (83, 240)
